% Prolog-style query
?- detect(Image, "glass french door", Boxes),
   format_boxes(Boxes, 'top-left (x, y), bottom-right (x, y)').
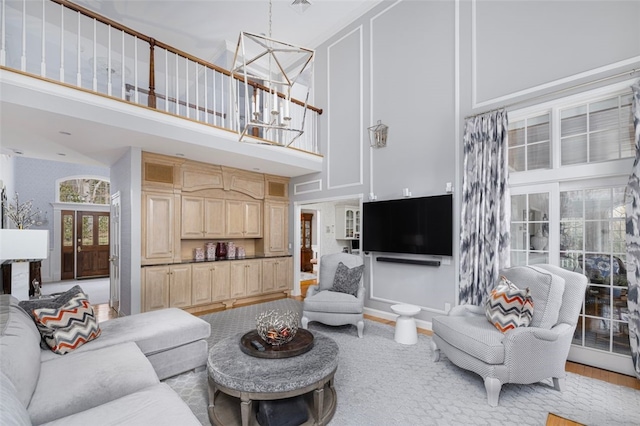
top-left (510, 180), bottom-right (633, 375)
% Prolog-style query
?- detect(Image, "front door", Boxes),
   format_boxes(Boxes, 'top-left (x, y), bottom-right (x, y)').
top-left (77, 211), bottom-right (110, 278)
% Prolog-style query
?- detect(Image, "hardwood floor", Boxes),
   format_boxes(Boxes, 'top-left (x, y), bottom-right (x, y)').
top-left (93, 301), bottom-right (640, 392)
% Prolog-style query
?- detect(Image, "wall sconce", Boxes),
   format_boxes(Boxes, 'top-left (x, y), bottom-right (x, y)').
top-left (368, 120), bottom-right (388, 148)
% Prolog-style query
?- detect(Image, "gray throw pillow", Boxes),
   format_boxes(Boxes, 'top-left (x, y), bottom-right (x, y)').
top-left (18, 285), bottom-right (84, 321)
top-left (330, 262), bottom-right (364, 296)
top-left (18, 285), bottom-right (86, 349)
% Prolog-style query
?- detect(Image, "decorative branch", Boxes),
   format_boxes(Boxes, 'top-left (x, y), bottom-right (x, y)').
top-left (2, 192), bottom-right (42, 229)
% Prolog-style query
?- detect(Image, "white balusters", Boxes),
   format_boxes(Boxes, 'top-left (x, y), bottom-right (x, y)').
top-left (204, 66), bottom-right (209, 124)
top-left (174, 52), bottom-right (179, 115)
top-left (40, 0), bottom-right (45, 76)
top-left (21, 0), bottom-right (25, 71)
top-left (2, 0), bottom-right (319, 153)
top-left (76, 11), bottom-right (81, 86)
top-left (133, 36), bottom-right (138, 104)
top-left (184, 56), bottom-right (189, 118)
top-left (121, 31), bottom-right (125, 99)
top-left (92, 18), bottom-right (97, 91)
top-left (164, 49), bottom-right (169, 112)
top-left (107, 25), bottom-right (112, 96)
top-left (59, 3), bottom-right (64, 81)
top-left (1, 0), bottom-right (6, 66)
top-left (195, 62), bottom-right (199, 121)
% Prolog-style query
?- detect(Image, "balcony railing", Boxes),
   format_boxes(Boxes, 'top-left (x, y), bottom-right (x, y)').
top-left (0, 0), bottom-right (321, 154)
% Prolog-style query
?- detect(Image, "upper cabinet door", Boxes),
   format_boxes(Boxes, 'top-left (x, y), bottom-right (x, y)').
top-left (143, 191), bottom-right (177, 264)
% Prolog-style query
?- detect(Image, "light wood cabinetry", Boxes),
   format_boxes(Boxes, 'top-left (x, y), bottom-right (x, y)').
top-left (262, 257), bottom-right (292, 293)
top-left (181, 162), bottom-right (223, 192)
top-left (226, 200), bottom-right (262, 238)
top-left (222, 167), bottom-right (265, 199)
top-left (192, 262), bottom-right (230, 305)
top-left (336, 206), bottom-right (360, 240)
top-left (264, 175), bottom-right (289, 200)
top-left (230, 259), bottom-right (262, 298)
top-left (142, 152), bottom-right (182, 190)
top-left (142, 191), bottom-right (180, 265)
top-left (141, 152), bottom-right (292, 312)
top-left (168, 264), bottom-right (192, 308)
top-left (257, 200), bottom-right (289, 256)
top-left (142, 265), bottom-right (170, 311)
top-left (142, 264), bottom-right (191, 311)
top-left (181, 197), bottom-right (225, 239)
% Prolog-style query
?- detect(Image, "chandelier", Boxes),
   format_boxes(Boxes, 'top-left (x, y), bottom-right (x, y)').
top-left (231, 0), bottom-right (314, 146)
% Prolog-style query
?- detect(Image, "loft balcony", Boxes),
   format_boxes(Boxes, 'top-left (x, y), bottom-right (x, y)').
top-left (0, 0), bottom-right (323, 177)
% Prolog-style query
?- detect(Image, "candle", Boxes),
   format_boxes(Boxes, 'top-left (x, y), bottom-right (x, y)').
top-left (284, 95), bottom-right (290, 119)
top-left (272, 88), bottom-right (278, 114)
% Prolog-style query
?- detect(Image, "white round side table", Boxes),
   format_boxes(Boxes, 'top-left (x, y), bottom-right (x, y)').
top-left (390, 304), bottom-right (421, 345)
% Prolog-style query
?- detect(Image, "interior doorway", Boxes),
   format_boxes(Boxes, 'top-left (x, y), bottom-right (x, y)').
top-left (294, 195), bottom-right (362, 296)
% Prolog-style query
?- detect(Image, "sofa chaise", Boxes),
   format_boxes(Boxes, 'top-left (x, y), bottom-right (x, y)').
top-left (0, 294), bottom-right (210, 425)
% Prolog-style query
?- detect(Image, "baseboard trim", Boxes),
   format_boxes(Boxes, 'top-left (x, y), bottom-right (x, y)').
top-left (363, 306), bottom-right (433, 332)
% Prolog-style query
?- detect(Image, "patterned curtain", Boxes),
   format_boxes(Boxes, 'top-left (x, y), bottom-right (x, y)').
top-left (624, 80), bottom-right (640, 379)
top-left (459, 109), bottom-right (510, 305)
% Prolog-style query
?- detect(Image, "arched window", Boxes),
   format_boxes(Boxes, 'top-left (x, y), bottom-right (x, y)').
top-left (57, 177), bottom-right (110, 204)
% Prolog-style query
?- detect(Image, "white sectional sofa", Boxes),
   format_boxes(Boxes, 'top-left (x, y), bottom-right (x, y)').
top-left (0, 294), bottom-right (210, 425)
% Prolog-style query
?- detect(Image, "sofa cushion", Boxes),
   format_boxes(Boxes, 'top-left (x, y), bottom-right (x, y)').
top-left (0, 371), bottom-right (32, 426)
top-left (303, 290), bottom-right (363, 314)
top-left (0, 295), bottom-right (42, 408)
top-left (40, 384), bottom-right (200, 426)
top-left (432, 314), bottom-right (505, 365)
top-left (485, 276), bottom-right (534, 333)
top-left (500, 266), bottom-right (565, 329)
top-left (40, 307), bottom-right (210, 362)
top-left (330, 262), bottom-right (364, 296)
top-left (33, 292), bottom-right (101, 354)
top-left (28, 341), bottom-right (159, 425)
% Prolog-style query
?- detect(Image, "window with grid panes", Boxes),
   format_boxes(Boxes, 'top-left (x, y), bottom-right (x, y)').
top-left (508, 113), bottom-right (551, 172)
top-left (560, 93), bottom-right (634, 165)
top-left (507, 81), bottom-right (636, 370)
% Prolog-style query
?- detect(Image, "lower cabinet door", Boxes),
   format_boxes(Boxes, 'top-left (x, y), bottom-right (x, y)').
top-left (142, 266), bottom-right (170, 312)
top-left (169, 264), bottom-right (192, 308)
top-left (191, 263), bottom-right (213, 305)
top-left (211, 262), bottom-right (231, 302)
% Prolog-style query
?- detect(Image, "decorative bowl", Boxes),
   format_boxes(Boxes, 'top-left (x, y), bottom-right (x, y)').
top-left (256, 309), bottom-right (299, 346)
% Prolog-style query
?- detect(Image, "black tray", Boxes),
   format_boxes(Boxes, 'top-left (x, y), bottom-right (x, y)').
top-left (239, 329), bottom-right (314, 359)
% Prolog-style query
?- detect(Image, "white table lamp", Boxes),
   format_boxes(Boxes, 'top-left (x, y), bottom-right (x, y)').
top-left (0, 229), bottom-right (49, 300)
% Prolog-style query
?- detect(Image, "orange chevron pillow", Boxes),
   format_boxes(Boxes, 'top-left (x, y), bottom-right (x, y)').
top-left (33, 292), bottom-right (101, 354)
top-left (485, 276), bottom-right (534, 333)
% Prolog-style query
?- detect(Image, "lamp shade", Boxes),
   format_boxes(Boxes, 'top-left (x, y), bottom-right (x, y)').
top-left (0, 229), bottom-right (49, 261)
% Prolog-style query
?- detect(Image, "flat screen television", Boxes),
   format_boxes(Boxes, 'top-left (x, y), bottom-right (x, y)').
top-left (362, 194), bottom-right (453, 256)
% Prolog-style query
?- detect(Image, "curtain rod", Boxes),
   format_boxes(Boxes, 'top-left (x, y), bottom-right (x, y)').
top-left (465, 68), bottom-right (640, 120)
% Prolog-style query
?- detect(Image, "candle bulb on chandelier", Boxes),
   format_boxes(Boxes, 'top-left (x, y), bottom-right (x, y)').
top-left (284, 91), bottom-right (290, 119)
top-left (272, 88), bottom-right (279, 114)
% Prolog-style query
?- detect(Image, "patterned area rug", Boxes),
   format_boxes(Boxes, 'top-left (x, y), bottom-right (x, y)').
top-left (164, 299), bottom-right (640, 425)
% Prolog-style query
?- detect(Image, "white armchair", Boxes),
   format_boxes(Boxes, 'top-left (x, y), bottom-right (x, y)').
top-left (431, 264), bottom-right (587, 406)
top-left (301, 253), bottom-right (365, 338)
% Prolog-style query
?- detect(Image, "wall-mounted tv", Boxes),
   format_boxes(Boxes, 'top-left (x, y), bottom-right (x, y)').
top-left (362, 194), bottom-right (453, 256)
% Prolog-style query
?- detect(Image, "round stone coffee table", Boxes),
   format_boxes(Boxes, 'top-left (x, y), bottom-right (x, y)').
top-left (207, 331), bottom-right (339, 426)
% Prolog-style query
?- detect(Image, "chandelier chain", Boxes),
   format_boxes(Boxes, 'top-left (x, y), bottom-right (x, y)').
top-left (268, 0), bottom-right (272, 38)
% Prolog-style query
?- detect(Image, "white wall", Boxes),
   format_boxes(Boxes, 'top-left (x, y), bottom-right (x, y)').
top-left (291, 0), bottom-right (640, 324)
